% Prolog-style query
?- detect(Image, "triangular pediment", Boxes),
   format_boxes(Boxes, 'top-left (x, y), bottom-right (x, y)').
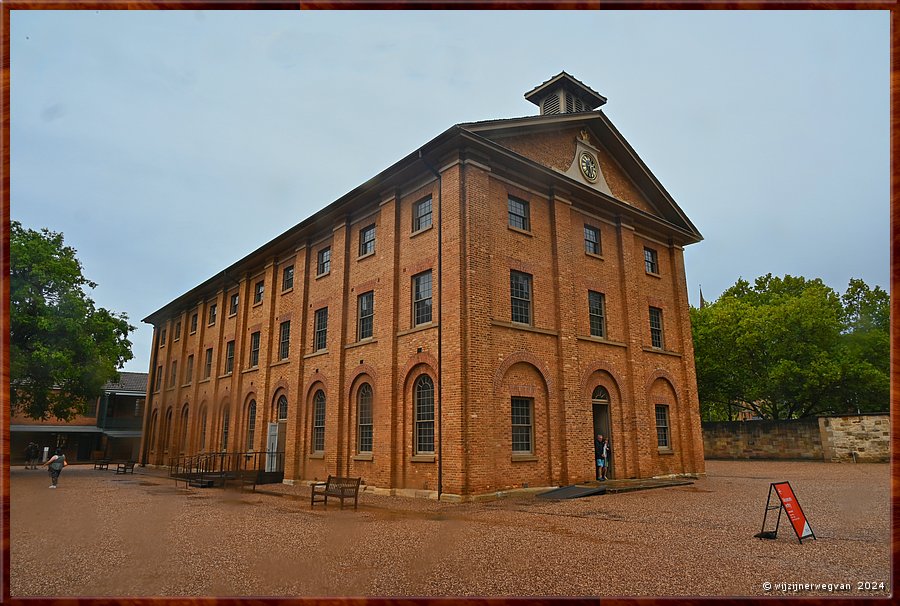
top-left (460, 113), bottom-right (701, 240)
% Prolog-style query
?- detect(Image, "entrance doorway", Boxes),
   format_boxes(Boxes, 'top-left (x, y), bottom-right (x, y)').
top-left (591, 386), bottom-right (613, 480)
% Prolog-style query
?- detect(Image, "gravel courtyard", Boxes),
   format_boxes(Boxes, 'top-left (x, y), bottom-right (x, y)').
top-left (10, 460), bottom-right (892, 598)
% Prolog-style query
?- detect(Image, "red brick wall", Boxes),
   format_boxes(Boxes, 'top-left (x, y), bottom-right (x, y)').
top-left (142, 127), bottom-right (705, 496)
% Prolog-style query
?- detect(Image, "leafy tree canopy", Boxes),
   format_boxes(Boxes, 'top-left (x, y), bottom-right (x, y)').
top-left (11, 221), bottom-right (135, 420)
top-left (692, 274), bottom-right (888, 421)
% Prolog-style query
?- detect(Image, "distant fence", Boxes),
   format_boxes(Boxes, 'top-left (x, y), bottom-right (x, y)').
top-left (702, 413), bottom-right (889, 462)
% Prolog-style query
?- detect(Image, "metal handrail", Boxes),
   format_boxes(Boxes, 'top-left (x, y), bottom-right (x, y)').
top-left (168, 450), bottom-right (284, 481)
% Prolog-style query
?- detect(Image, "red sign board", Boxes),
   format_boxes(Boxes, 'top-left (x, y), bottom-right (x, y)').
top-left (772, 482), bottom-right (815, 542)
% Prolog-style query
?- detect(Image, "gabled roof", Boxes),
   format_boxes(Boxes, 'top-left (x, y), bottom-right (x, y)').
top-left (459, 112), bottom-right (702, 241)
top-left (103, 372), bottom-right (148, 394)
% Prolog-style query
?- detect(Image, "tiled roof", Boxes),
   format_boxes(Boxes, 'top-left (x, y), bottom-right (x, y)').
top-left (103, 371), bottom-right (148, 393)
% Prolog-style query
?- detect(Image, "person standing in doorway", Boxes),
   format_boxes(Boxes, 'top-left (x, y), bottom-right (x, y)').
top-left (595, 433), bottom-right (610, 481)
top-left (27, 442), bottom-right (40, 469)
top-left (42, 448), bottom-right (67, 488)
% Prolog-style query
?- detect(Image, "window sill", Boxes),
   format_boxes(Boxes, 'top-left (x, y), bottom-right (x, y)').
top-left (642, 346), bottom-right (682, 358)
top-left (189, 331), bottom-right (197, 336)
top-left (511, 454), bottom-right (538, 462)
top-left (315, 271), bottom-right (330, 280)
top-left (228, 312), bottom-right (237, 319)
top-left (508, 225), bottom-right (533, 237)
top-left (585, 251), bottom-right (604, 261)
top-left (241, 367), bottom-right (259, 374)
top-left (345, 338), bottom-right (378, 350)
top-left (309, 452), bottom-right (325, 460)
top-left (208, 323), bottom-right (216, 328)
top-left (304, 350), bottom-right (329, 360)
top-left (353, 454), bottom-right (374, 462)
top-left (218, 372), bottom-right (233, 379)
top-left (198, 378), bottom-right (211, 384)
top-left (646, 271), bottom-right (661, 279)
top-left (181, 382), bottom-right (193, 388)
top-left (577, 335), bottom-right (628, 348)
top-left (411, 224), bottom-right (433, 238)
top-left (397, 323), bottom-right (437, 338)
top-left (357, 251), bottom-right (375, 262)
top-left (490, 319), bottom-right (558, 337)
top-left (657, 448), bottom-right (675, 455)
top-left (411, 455), bottom-right (435, 463)
top-left (281, 287), bottom-right (294, 295)
top-left (270, 359), bottom-right (291, 368)
top-left (252, 301), bottom-right (263, 308)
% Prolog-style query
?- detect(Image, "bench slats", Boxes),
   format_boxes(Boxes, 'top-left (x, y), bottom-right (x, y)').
top-left (311, 475), bottom-right (361, 510)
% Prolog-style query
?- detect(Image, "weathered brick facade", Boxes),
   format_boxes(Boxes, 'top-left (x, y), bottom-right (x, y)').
top-left (141, 73), bottom-right (706, 499)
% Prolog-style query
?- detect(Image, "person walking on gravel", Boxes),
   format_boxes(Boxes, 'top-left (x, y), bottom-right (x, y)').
top-left (594, 433), bottom-right (610, 481)
top-left (42, 448), bottom-right (67, 488)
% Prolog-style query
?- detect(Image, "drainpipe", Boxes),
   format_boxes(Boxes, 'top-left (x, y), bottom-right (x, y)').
top-left (419, 149), bottom-right (442, 499)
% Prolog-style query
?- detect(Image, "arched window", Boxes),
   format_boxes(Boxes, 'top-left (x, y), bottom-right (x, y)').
top-left (312, 390), bottom-right (326, 452)
top-left (357, 383), bottom-right (373, 454)
top-left (179, 405), bottom-right (189, 454)
top-left (221, 409), bottom-right (230, 452)
top-left (163, 408), bottom-right (173, 454)
top-left (246, 400), bottom-right (257, 451)
top-left (199, 407), bottom-right (208, 451)
top-left (277, 395), bottom-right (288, 421)
top-left (592, 386), bottom-right (610, 402)
top-left (414, 375), bottom-right (434, 454)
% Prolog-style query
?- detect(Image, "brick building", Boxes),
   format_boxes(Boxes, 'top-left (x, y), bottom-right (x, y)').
top-left (141, 73), bottom-right (705, 499)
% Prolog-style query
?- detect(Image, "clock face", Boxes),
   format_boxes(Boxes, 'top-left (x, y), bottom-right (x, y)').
top-left (579, 151), bottom-right (599, 182)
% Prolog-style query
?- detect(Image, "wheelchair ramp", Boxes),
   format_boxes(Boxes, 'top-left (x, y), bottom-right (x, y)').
top-left (536, 484), bottom-right (607, 500)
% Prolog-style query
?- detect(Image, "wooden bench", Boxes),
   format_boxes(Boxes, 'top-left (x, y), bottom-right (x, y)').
top-left (93, 460), bottom-right (110, 470)
top-left (116, 460), bottom-right (136, 474)
top-left (311, 475), bottom-right (361, 510)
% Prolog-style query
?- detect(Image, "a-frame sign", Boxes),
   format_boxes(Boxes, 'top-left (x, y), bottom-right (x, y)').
top-left (756, 481), bottom-right (816, 543)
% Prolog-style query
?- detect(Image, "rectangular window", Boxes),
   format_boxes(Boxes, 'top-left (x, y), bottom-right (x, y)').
top-left (508, 196), bottom-right (530, 231)
top-left (185, 355), bottom-right (194, 385)
top-left (229, 293), bottom-right (239, 316)
top-left (644, 247), bottom-right (659, 274)
top-left (317, 247), bottom-right (331, 276)
top-left (204, 348), bottom-right (213, 379)
top-left (589, 291), bottom-right (606, 338)
top-left (314, 308), bottom-right (328, 352)
top-left (313, 394), bottom-right (326, 453)
top-left (584, 225), bottom-right (601, 255)
top-left (254, 281), bottom-right (264, 304)
top-left (159, 326), bottom-right (167, 347)
top-left (208, 303), bottom-right (217, 326)
top-left (510, 271), bottom-right (533, 325)
top-left (279, 321), bottom-right (291, 360)
top-left (249, 331), bottom-right (261, 367)
top-left (357, 291), bottom-right (374, 340)
top-left (190, 313), bottom-right (198, 334)
top-left (649, 306), bottom-right (664, 349)
top-left (511, 397), bottom-right (534, 454)
top-left (359, 224), bottom-right (376, 257)
top-left (154, 365), bottom-right (162, 392)
top-left (282, 265), bottom-right (294, 291)
top-left (413, 197), bottom-right (433, 232)
top-left (412, 271), bottom-right (433, 326)
top-left (225, 340), bottom-right (235, 374)
top-left (134, 399), bottom-right (144, 418)
top-left (174, 321), bottom-right (182, 341)
top-left (169, 360), bottom-right (177, 388)
top-left (655, 404), bottom-right (671, 449)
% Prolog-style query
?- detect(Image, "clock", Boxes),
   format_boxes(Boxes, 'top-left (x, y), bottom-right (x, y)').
top-left (579, 151), bottom-right (599, 183)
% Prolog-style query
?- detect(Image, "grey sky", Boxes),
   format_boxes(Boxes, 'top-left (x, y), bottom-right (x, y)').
top-left (11, 10), bottom-right (889, 373)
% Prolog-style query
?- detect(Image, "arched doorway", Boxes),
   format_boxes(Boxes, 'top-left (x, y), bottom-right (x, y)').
top-left (591, 385), bottom-right (613, 479)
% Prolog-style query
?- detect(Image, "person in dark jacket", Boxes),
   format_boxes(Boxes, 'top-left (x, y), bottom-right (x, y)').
top-left (594, 433), bottom-right (610, 481)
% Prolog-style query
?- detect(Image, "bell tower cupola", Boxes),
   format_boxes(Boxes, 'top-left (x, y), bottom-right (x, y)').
top-left (525, 71), bottom-right (607, 115)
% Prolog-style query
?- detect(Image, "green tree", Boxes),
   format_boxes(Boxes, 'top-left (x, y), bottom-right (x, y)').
top-left (692, 274), bottom-right (887, 420)
top-left (11, 221), bottom-right (135, 420)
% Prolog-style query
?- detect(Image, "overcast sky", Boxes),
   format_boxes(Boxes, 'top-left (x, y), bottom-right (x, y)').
top-left (11, 10), bottom-right (889, 374)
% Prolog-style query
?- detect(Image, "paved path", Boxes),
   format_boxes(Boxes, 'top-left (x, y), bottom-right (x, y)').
top-left (9, 460), bottom-right (892, 597)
